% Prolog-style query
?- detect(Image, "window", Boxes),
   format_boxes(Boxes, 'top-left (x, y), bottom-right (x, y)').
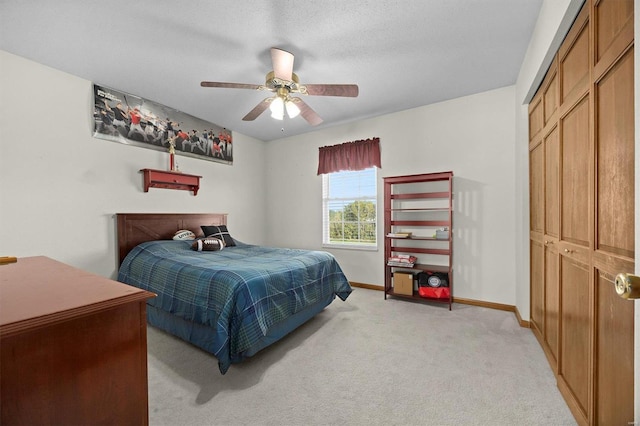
top-left (322, 167), bottom-right (377, 249)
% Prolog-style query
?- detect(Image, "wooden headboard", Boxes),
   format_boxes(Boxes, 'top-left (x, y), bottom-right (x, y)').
top-left (116, 213), bottom-right (227, 265)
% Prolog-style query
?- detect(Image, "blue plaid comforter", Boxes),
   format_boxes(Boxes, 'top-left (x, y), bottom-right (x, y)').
top-left (118, 240), bottom-right (352, 373)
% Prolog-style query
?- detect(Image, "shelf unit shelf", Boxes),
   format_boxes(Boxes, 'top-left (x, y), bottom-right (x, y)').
top-left (390, 191), bottom-right (450, 199)
top-left (387, 263), bottom-right (450, 273)
top-left (386, 236), bottom-right (448, 241)
top-left (384, 171), bottom-right (453, 310)
top-left (389, 208), bottom-right (450, 212)
top-left (391, 247), bottom-right (450, 255)
top-left (391, 220), bottom-right (449, 227)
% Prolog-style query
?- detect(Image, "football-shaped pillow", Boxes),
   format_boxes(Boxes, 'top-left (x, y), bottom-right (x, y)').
top-left (173, 229), bottom-right (196, 240)
top-left (191, 238), bottom-right (225, 251)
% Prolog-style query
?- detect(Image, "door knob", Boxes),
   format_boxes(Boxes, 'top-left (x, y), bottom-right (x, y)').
top-left (615, 273), bottom-right (640, 299)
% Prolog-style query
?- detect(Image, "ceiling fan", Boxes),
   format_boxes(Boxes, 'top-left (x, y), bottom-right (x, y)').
top-left (200, 47), bottom-right (359, 126)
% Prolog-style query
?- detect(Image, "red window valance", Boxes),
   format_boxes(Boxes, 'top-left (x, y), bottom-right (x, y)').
top-left (317, 137), bottom-right (381, 175)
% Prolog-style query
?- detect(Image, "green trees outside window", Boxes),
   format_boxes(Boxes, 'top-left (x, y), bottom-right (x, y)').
top-left (328, 200), bottom-right (376, 244)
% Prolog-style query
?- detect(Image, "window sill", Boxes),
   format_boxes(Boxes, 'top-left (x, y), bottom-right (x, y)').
top-left (322, 243), bottom-right (378, 252)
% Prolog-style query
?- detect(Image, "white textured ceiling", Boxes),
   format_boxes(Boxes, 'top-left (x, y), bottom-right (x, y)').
top-left (0, 0), bottom-right (542, 142)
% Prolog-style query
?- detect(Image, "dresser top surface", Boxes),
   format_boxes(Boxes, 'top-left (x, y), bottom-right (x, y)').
top-left (0, 256), bottom-right (154, 331)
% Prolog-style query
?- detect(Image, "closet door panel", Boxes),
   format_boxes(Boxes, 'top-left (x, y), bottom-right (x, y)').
top-left (529, 97), bottom-right (544, 140)
top-left (530, 239), bottom-right (545, 336)
top-left (595, 47), bottom-right (635, 259)
top-left (595, 269), bottom-right (634, 425)
top-left (558, 256), bottom-right (591, 421)
top-left (594, 0), bottom-right (634, 65)
top-left (530, 142), bottom-right (544, 234)
top-left (544, 70), bottom-right (559, 124)
top-left (544, 127), bottom-right (559, 238)
top-left (559, 9), bottom-right (589, 105)
top-left (544, 244), bottom-right (559, 365)
top-left (530, 134), bottom-right (545, 340)
top-left (560, 97), bottom-right (590, 247)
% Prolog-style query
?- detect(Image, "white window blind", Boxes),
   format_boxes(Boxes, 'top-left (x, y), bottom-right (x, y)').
top-left (322, 167), bottom-right (377, 249)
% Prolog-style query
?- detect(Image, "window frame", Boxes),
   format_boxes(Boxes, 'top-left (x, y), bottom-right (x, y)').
top-left (321, 167), bottom-right (378, 251)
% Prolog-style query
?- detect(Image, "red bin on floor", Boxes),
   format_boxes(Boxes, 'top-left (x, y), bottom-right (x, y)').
top-left (418, 287), bottom-right (450, 299)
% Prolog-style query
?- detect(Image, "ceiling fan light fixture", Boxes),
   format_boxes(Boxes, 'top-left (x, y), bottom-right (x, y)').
top-left (201, 48), bottom-right (357, 126)
top-left (285, 100), bottom-right (300, 118)
top-left (269, 96), bottom-right (284, 120)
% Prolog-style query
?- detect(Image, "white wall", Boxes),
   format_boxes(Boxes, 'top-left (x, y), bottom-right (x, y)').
top-left (513, 0), bottom-right (584, 320)
top-left (265, 86), bottom-right (518, 305)
top-left (0, 50), bottom-right (267, 279)
top-left (0, 49), bottom-right (519, 305)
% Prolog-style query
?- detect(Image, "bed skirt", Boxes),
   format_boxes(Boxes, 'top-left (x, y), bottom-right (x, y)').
top-left (146, 291), bottom-right (337, 373)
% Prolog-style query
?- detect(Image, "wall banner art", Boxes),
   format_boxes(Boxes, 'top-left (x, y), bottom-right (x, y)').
top-left (93, 84), bottom-right (232, 165)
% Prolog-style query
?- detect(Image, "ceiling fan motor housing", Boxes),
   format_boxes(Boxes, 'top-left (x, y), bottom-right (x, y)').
top-left (265, 71), bottom-right (304, 94)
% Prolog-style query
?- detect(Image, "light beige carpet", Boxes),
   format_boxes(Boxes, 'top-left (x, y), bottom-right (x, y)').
top-left (146, 287), bottom-right (576, 425)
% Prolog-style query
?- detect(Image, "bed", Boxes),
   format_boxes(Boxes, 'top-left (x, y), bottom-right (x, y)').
top-left (116, 213), bottom-right (352, 374)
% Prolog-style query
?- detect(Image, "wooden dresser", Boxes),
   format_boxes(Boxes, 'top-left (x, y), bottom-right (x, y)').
top-left (0, 256), bottom-right (156, 425)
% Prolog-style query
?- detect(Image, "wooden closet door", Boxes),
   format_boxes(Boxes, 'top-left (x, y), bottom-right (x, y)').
top-left (543, 63), bottom-right (560, 368)
top-left (529, 95), bottom-right (545, 342)
top-left (558, 93), bottom-right (592, 424)
top-left (544, 124), bottom-right (560, 365)
top-left (592, 0), bottom-right (635, 423)
top-left (557, 6), bottom-right (592, 423)
top-left (530, 59), bottom-right (561, 371)
top-left (528, 1), bottom-right (634, 424)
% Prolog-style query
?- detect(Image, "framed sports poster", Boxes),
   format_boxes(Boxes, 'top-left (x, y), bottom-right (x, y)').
top-left (93, 84), bottom-right (232, 165)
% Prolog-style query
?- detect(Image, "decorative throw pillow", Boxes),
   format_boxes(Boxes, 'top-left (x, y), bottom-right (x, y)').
top-left (200, 225), bottom-right (235, 247)
top-left (173, 229), bottom-right (196, 240)
top-left (191, 238), bottom-right (225, 252)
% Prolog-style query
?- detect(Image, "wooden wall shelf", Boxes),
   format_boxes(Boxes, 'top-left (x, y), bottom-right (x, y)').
top-left (140, 168), bottom-right (201, 195)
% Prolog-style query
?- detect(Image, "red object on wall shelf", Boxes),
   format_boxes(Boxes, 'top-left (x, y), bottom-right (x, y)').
top-left (140, 168), bottom-right (202, 195)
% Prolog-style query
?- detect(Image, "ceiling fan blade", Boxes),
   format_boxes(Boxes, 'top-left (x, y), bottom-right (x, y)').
top-left (271, 47), bottom-right (294, 81)
top-left (303, 84), bottom-right (359, 97)
top-left (291, 97), bottom-right (323, 126)
top-left (242, 98), bottom-right (273, 121)
top-left (201, 81), bottom-right (262, 90)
